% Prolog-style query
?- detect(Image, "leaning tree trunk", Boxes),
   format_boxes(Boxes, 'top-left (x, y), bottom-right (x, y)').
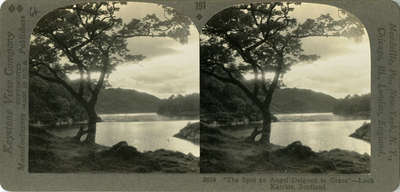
top-left (84, 109), bottom-right (97, 144)
top-left (245, 111), bottom-right (272, 144)
top-left (259, 112), bottom-right (271, 144)
top-left (74, 124), bottom-right (86, 141)
top-left (74, 106), bottom-right (97, 144)
top-left (245, 125), bottom-right (262, 143)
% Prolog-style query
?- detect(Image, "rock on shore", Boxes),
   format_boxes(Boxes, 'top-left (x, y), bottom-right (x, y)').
top-left (349, 122), bottom-right (370, 142)
top-left (174, 122), bottom-right (200, 144)
top-left (29, 126), bottom-right (199, 173)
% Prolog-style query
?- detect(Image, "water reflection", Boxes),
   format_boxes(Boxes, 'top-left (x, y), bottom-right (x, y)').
top-left (229, 113), bottom-right (371, 155)
top-left (50, 113), bottom-right (200, 157)
top-left (95, 120), bottom-right (199, 156)
top-left (99, 113), bottom-right (198, 122)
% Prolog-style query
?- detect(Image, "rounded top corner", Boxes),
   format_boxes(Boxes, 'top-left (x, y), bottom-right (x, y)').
top-left (0, 183), bottom-right (11, 192)
top-left (0, 0), bottom-right (7, 11)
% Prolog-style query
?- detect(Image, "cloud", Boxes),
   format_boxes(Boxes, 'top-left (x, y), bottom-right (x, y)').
top-left (300, 35), bottom-right (369, 61)
top-left (290, 3), bottom-right (370, 61)
top-left (125, 25), bottom-right (199, 59)
top-left (117, 3), bottom-right (199, 60)
top-left (283, 42), bottom-right (371, 98)
top-left (280, 3), bottom-right (371, 99)
top-left (109, 2), bottom-right (371, 99)
top-left (109, 36), bottom-right (199, 98)
top-left (127, 38), bottom-right (180, 59)
top-left (101, 2), bottom-right (200, 98)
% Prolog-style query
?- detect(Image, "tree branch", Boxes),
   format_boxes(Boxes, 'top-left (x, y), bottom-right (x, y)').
top-left (263, 51), bottom-right (283, 107)
top-left (203, 67), bottom-right (264, 110)
top-left (32, 69), bottom-right (89, 107)
top-left (78, 69), bottom-right (84, 96)
top-left (86, 70), bottom-right (94, 94)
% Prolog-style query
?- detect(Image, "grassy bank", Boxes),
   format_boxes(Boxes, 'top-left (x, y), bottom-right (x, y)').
top-left (200, 123), bottom-right (370, 174)
top-left (29, 126), bottom-right (199, 173)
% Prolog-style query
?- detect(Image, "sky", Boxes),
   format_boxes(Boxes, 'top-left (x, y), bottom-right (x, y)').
top-left (280, 3), bottom-right (371, 99)
top-left (101, 3), bottom-right (200, 99)
top-left (107, 2), bottom-right (371, 99)
top-left (26, 1), bottom-right (392, 99)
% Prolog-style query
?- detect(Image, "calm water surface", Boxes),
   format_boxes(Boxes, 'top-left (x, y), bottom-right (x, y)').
top-left (229, 113), bottom-right (371, 155)
top-left (51, 113), bottom-right (200, 156)
top-left (51, 112), bottom-right (370, 156)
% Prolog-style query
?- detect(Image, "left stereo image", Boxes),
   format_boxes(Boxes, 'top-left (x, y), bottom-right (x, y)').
top-left (28, 1), bottom-right (200, 173)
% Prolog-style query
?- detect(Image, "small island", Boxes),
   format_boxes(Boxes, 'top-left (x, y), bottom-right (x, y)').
top-left (174, 122), bottom-right (200, 144)
top-left (332, 94), bottom-right (370, 143)
top-left (350, 122), bottom-right (370, 143)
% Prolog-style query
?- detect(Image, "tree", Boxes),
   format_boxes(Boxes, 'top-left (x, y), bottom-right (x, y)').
top-left (201, 2), bottom-right (364, 144)
top-left (30, 2), bottom-right (191, 144)
top-left (157, 93), bottom-right (200, 117)
top-left (29, 76), bottom-right (87, 126)
top-left (333, 93), bottom-right (370, 117)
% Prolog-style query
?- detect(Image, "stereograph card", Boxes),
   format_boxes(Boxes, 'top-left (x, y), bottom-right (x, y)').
top-left (0, 0), bottom-right (399, 191)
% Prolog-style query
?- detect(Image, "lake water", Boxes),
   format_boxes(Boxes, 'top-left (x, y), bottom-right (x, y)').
top-left (50, 113), bottom-right (200, 157)
top-left (50, 112), bottom-right (370, 157)
top-left (228, 113), bottom-right (371, 155)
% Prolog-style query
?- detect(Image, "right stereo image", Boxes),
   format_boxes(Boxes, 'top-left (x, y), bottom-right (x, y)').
top-left (199, 2), bottom-right (371, 174)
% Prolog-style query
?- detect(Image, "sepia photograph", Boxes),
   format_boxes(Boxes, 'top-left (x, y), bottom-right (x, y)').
top-left (28, 2), bottom-right (200, 173)
top-left (200, 2), bottom-right (371, 174)
top-left (1, 0), bottom-right (400, 190)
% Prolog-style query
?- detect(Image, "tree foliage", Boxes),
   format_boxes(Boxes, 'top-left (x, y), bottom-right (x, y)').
top-left (333, 93), bottom-right (370, 117)
top-left (29, 76), bottom-right (87, 125)
top-left (157, 93), bottom-right (200, 117)
top-left (201, 76), bottom-right (260, 123)
top-left (30, 2), bottom-right (191, 109)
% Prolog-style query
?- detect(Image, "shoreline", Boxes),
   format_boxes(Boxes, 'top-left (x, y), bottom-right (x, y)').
top-left (349, 122), bottom-right (370, 143)
top-left (200, 123), bottom-right (370, 174)
top-left (29, 126), bottom-right (199, 173)
top-left (173, 122), bottom-right (200, 144)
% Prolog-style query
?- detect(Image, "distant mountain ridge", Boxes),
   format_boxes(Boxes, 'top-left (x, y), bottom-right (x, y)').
top-left (96, 87), bottom-right (338, 115)
top-left (30, 80), bottom-right (342, 125)
top-left (201, 76), bottom-right (340, 122)
top-left (96, 88), bottom-right (200, 115)
top-left (158, 93), bottom-right (200, 117)
top-left (332, 93), bottom-right (370, 118)
top-left (271, 88), bottom-right (339, 113)
top-left (96, 88), bottom-right (161, 114)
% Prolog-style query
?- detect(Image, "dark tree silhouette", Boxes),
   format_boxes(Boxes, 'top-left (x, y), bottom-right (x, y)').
top-left (30, 2), bottom-right (191, 144)
top-left (201, 2), bottom-right (364, 144)
top-left (29, 76), bottom-right (87, 126)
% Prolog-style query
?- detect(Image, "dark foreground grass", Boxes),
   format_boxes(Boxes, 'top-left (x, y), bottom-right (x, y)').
top-left (29, 126), bottom-right (199, 173)
top-left (200, 123), bottom-right (370, 174)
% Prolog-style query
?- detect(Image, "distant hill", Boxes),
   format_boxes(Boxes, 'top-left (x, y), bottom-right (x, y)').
top-left (271, 88), bottom-right (339, 113)
top-left (333, 93), bottom-right (370, 118)
top-left (31, 83), bottom-right (197, 121)
top-left (157, 93), bottom-right (200, 117)
top-left (201, 75), bottom-right (340, 122)
top-left (96, 88), bottom-right (161, 114)
top-left (97, 87), bottom-right (338, 115)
